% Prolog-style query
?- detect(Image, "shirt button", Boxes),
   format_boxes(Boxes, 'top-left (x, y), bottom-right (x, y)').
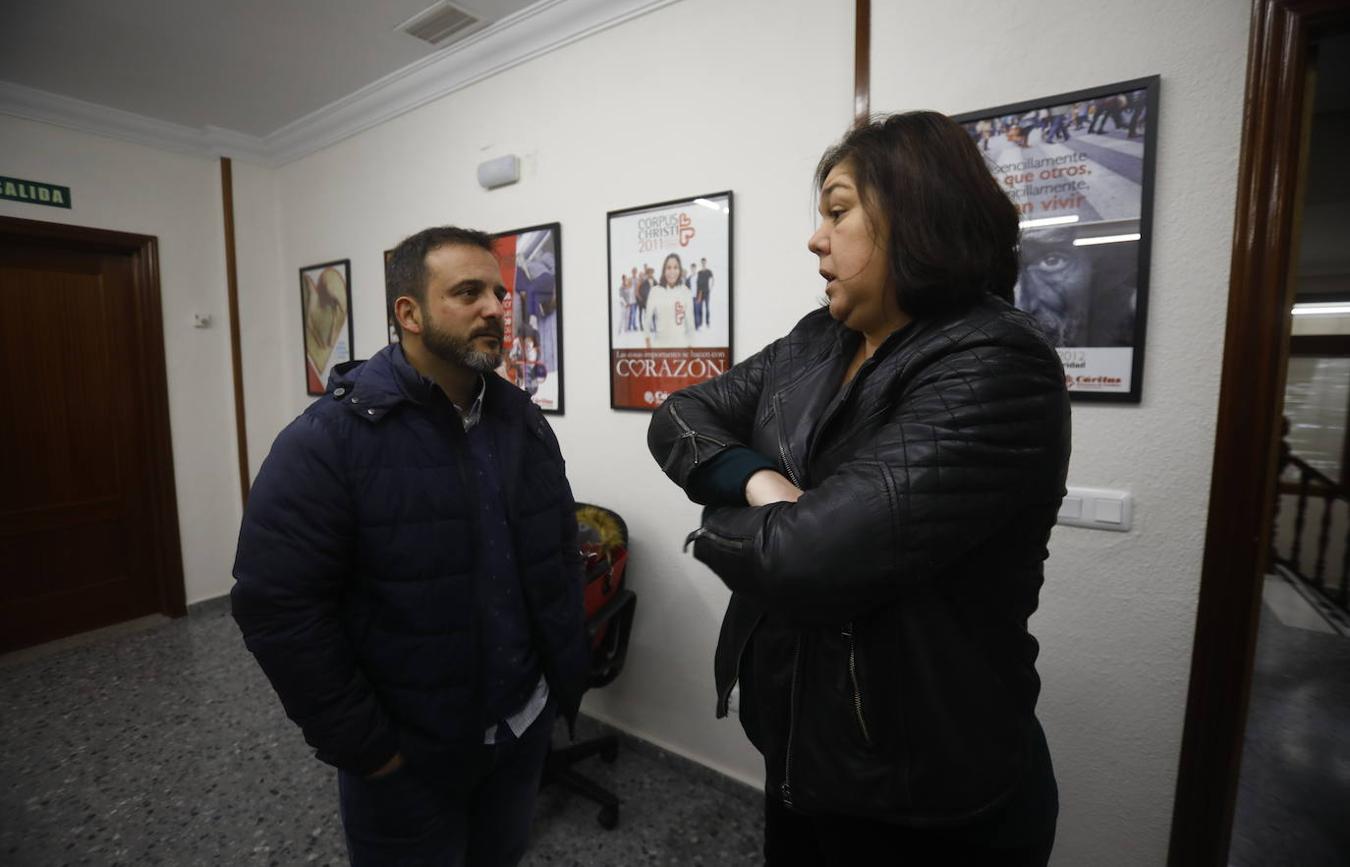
top-left (350, 397), bottom-right (359, 404)
top-left (334, 387), bottom-right (346, 397)
top-left (367, 409), bottom-right (375, 416)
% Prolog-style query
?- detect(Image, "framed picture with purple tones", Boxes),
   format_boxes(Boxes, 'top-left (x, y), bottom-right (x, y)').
top-left (491, 223), bottom-right (565, 414)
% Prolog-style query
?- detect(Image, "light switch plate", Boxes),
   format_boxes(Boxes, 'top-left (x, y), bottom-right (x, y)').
top-left (1057, 486), bottom-right (1132, 532)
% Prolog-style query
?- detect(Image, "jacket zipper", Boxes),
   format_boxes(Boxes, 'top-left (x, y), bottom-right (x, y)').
top-left (842, 623), bottom-right (873, 747)
top-left (781, 634), bottom-right (803, 808)
top-left (682, 526), bottom-right (743, 553)
top-left (665, 403), bottom-right (728, 472)
top-left (772, 394), bottom-right (803, 488)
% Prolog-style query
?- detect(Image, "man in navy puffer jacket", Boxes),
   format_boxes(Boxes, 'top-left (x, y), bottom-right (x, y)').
top-left (232, 226), bottom-right (588, 867)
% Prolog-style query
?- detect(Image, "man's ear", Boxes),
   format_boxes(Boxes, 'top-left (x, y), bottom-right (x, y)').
top-left (395, 296), bottom-right (422, 335)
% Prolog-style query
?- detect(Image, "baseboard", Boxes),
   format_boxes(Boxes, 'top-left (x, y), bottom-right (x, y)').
top-left (1271, 565), bottom-right (1350, 637)
top-left (575, 708), bottom-right (762, 803)
top-left (187, 593), bottom-right (232, 617)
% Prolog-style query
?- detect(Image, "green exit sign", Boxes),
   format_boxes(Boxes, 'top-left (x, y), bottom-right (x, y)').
top-left (1, 176), bottom-right (72, 209)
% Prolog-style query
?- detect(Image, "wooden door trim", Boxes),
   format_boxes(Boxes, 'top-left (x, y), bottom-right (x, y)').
top-left (1169, 1), bottom-right (1350, 864)
top-left (0, 215), bottom-right (187, 619)
top-left (220, 158), bottom-right (250, 506)
top-left (854, 0), bottom-right (870, 122)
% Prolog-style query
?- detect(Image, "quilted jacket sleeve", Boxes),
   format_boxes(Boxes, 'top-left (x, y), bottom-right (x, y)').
top-left (689, 335), bottom-right (1070, 623)
top-left (230, 412), bottom-right (400, 775)
top-left (648, 341), bottom-right (777, 498)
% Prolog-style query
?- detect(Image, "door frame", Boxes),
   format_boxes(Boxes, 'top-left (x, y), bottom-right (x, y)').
top-left (0, 215), bottom-right (187, 621)
top-left (1169, 1), bottom-right (1350, 864)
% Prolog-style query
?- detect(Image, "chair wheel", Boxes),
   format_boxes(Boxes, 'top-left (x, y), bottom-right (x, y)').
top-left (597, 805), bottom-right (619, 829)
top-left (600, 742), bottom-right (618, 764)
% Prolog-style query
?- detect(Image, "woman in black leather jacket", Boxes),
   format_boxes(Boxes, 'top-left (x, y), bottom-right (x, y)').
top-left (647, 112), bottom-right (1071, 866)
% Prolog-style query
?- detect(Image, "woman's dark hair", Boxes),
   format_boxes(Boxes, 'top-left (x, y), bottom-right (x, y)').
top-left (386, 225), bottom-right (494, 336)
top-left (660, 252), bottom-right (684, 288)
top-left (815, 111), bottom-right (1020, 317)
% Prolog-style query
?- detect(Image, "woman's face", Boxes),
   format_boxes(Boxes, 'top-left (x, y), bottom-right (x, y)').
top-left (663, 256), bottom-right (681, 287)
top-left (808, 162), bottom-right (896, 334)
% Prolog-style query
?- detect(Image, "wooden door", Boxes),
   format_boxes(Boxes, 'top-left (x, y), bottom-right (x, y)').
top-left (0, 217), bottom-right (184, 652)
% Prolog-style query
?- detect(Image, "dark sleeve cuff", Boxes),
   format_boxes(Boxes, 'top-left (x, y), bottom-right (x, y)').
top-left (686, 447), bottom-right (777, 506)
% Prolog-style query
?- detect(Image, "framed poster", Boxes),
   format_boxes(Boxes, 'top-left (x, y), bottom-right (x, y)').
top-left (492, 223), bottom-right (564, 414)
top-left (299, 259), bottom-right (353, 396)
top-left (953, 76), bottom-right (1158, 403)
top-left (607, 191), bottom-right (733, 411)
top-left (383, 248), bottom-right (398, 344)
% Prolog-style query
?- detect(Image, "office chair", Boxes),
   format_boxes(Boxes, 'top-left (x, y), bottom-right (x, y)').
top-left (541, 502), bottom-right (637, 829)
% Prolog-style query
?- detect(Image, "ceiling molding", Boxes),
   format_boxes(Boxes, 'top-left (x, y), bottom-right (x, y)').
top-left (0, 80), bottom-right (270, 162)
top-left (0, 0), bottom-right (680, 167)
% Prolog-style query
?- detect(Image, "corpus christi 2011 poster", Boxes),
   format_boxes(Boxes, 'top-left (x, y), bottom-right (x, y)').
top-left (608, 192), bottom-right (733, 411)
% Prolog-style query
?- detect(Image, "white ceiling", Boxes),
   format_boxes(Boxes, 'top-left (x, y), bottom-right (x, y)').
top-left (0, 0), bottom-right (541, 137)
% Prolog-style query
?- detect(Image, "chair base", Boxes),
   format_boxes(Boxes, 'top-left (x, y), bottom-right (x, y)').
top-left (543, 734), bottom-right (621, 829)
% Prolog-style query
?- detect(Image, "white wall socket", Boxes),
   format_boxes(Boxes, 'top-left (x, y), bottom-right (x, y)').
top-left (1057, 486), bottom-right (1132, 532)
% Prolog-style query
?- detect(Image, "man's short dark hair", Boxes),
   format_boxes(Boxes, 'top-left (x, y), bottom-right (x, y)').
top-left (814, 111), bottom-right (1020, 318)
top-left (386, 226), bottom-right (494, 336)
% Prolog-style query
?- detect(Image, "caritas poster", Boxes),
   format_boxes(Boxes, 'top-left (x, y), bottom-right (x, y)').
top-left (955, 78), bottom-right (1158, 403)
top-left (607, 191), bottom-right (732, 411)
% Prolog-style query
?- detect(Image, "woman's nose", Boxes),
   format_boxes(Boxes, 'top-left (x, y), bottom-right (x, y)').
top-left (807, 225), bottom-right (828, 255)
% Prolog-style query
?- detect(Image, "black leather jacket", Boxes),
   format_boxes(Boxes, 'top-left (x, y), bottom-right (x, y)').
top-left (648, 296), bottom-right (1070, 825)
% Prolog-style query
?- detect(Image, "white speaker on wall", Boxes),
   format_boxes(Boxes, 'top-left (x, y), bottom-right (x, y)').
top-left (477, 154), bottom-right (520, 190)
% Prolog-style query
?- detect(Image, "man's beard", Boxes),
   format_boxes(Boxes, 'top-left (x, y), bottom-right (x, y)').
top-left (422, 318), bottom-right (503, 373)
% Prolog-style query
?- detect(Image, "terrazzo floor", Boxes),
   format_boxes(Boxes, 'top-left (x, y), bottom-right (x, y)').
top-left (0, 600), bottom-right (762, 866)
top-left (1228, 579), bottom-right (1350, 867)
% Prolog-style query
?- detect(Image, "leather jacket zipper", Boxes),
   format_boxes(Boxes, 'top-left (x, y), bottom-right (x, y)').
top-left (842, 623), bottom-right (873, 747)
top-left (683, 526), bottom-right (743, 553)
top-left (781, 634), bottom-right (803, 809)
top-left (772, 393), bottom-right (803, 488)
top-left (664, 403), bottom-right (728, 472)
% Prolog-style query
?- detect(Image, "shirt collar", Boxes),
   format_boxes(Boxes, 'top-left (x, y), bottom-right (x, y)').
top-left (455, 375), bottom-right (487, 431)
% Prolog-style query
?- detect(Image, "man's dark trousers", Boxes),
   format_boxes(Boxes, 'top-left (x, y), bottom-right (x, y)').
top-left (337, 700), bottom-right (557, 867)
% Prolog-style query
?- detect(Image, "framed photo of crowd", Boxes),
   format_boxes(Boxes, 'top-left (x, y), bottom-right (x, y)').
top-left (607, 191), bottom-right (733, 411)
top-left (299, 259), bottom-right (353, 396)
top-left (492, 223), bottom-right (564, 414)
top-left (953, 75), bottom-right (1159, 403)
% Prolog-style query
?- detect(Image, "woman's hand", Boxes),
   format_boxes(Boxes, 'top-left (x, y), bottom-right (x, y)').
top-left (745, 469), bottom-right (803, 507)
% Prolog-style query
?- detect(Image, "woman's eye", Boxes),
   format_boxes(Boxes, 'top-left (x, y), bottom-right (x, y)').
top-left (829, 209), bottom-right (845, 221)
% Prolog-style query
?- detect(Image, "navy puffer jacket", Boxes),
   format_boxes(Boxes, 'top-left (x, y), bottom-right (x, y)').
top-left (231, 345), bottom-right (587, 779)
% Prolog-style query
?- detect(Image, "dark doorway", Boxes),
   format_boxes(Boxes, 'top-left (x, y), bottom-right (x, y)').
top-left (0, 216), bottom-right (185, 653)
top-left (1170, 2), bottom-right (1350, 865)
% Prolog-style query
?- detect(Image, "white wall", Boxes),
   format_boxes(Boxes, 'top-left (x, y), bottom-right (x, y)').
top-left (0, 115), bottom-right (246, 605)
top-left (869, 1), bottom-right (1250, 864)
top-left (260, 0), bottom-right (854, 786)
top-left (229, 160), bottom-right (291, 481)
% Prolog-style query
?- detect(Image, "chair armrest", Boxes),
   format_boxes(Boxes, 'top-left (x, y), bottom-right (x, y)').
top-left (586, 588), bottom-right (636, 637)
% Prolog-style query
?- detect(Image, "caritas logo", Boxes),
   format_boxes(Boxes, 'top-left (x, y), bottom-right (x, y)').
top-left (1072, 375), bottom-right (1123, 388)
top-left (643, 390), bottom-right (670, 406)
